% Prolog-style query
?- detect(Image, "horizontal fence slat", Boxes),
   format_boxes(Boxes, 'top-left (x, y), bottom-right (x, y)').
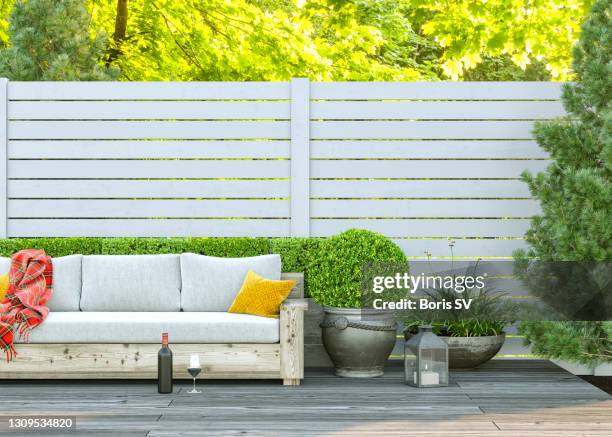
top-left (311, 199), bottom-right (540, 217)
top-left (407, 261), bottom-right (518, 276)
top-left (9, 160), bottom-right (290, 179)
top-left (8, 121), bottom-right (290, 140)
top-left (12, 140), bottom-right (547, 160)
top-left (311, 101), bottom-right (565, 119)
top-left (8, 219), bottom-right (289, 237)
top-left (310, 219), bottom-right (531, 237)
top-left (12, 160), bottom-right (544, 181)
top-left (393, 238), bottom-right (528, 257)
top-left (9, 179), bottom-right (290, 199)
top-left (8, 82), bottom-right (290, 100)
top-left (9, 101), bottom-right (290, 120)
top-left (311, 160), bottom-right (548, 179)
top-left (9, 140), bottom-right (290, 159)
top-left (311, 121), bottom-right (535, 139)
top-left (311, 179), bottom-right (532, 198)
top-left (8, 200), bottom-right (289, 218)
top-left (311, 140), bottom-right (548, 159)
top-left (311, 82), bottom-right (564, 100)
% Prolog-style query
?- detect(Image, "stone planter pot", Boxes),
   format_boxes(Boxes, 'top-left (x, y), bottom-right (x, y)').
top-left (321, 307), bottom-right (396, 378)
top-left (404, 331), bottom-right (505, 369)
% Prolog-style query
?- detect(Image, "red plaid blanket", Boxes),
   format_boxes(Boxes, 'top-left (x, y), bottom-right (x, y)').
top-left (0, 249), bottom-right (53, 361)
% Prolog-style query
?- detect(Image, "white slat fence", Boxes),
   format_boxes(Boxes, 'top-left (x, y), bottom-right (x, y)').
top-left (1, 79), bottom-right (564, 259)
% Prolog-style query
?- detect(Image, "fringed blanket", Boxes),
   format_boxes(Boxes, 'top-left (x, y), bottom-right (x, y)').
top-left (0, 249), bottom-right (53, 361)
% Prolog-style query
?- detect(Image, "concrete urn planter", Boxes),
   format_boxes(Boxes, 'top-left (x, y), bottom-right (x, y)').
top-left (321, 307), bottom-right (397, 378)
top-left (404, 331), bottom-right (505, 369)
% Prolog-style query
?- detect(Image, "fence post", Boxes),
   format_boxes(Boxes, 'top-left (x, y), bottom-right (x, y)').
top-left (290, 78), bottom-right (310, 237)
top-left (0, 78), bottom-right (7, 238)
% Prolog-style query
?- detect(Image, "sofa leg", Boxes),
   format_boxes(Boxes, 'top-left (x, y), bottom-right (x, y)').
top-left (283, 378), bottom-right (300, 386)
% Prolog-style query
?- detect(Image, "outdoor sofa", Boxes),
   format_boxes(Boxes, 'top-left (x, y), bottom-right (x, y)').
top-left (0, 253), bottom-right (306, 385)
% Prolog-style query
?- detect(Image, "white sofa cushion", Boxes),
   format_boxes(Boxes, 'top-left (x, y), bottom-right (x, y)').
top-left (0, 255), bottom-right (82, 311)
top-left (180, 253), bottom-right (281, 311)
top-left (48, 255), bottom-right (82, 312)
top-left (80, 255), bottom-right (181, 312)
top-left (0, 256), bottom-right (9, 273)
top-left (18, 312), bottom-right (279, 343)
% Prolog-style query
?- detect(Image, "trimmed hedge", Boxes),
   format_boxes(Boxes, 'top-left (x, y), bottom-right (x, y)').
top-left (0, 237), bottom-right (269, 258)
top-left (308, 229), bottom-right (407, 308)
top-left (0, 238), bottom-right (105, 257)
top-left (270, 237), bottom-right (324, 295)
top-left (0, 232), bottom-right (406, 302)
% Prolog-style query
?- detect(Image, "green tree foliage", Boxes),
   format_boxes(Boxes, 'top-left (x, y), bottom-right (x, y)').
top-left (0, 0), bottom-right (118, 80)
top-left (0, 0), bottom-right (594, 81)
top-left (0, 0), bottom-right (13, 48)
top-left (409, 0), bottom-right (593, 80)
top-left (89, 0), bottom-right (426, 81)
top-left (464, 54), bottom-right (551, 81)
top-left (517, 0), bottom-right (611, 364)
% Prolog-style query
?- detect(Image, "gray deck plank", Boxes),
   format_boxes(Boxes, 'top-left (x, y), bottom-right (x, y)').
top-left (0, 360), bottom-right (609, 436)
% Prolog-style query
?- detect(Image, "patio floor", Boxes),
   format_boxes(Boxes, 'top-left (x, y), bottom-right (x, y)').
top-left (0, 360), bottom-right (610, 436)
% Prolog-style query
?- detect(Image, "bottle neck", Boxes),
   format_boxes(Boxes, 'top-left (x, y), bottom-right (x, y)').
top-left (162, 333), bottom-right (169, 346)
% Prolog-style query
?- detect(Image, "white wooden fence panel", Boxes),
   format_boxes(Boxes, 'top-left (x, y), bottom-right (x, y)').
top-left (9, 160), bottom-right (289, 179)
top-left (392, 239), bottom-right (528, 258)
top-left (311, 160), bottom-right (549, 179)
top-left (311, 180), bottom-right (532, 198)
top-left (0, 79), bottom-right (6, 237)
top-left (311, 219), bottom-right (531, 237)
top-left (311, 200), bottom-right (540, 218)
top-left (9, 121), bottom-right (290, 139)
top-left (8, 81), bottom-right (290, 100)
top-left (311, 101), bottom-right (565, 119)
top-left (310, 81), bottom-right (564, 100)
top-left (9, 219), bottom-right (289, 237)
top-left (311, 140), bottom-right (548, 159)
top-left (9, 180), bottom-right (290, 199)
top-left (9, 101), bottom-right (290, 120)
top-left (311, 120), bottom-right (535, 139)
top-left (2, 79), bottom-right (565, 259)
top-left (9, 140), bottom-right (291, 159)
top-left (9, 200), bottom-right (289, 218)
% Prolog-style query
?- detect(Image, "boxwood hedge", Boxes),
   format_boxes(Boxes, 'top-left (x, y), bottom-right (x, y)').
top-left (0, 232), bottom-right (406, 302)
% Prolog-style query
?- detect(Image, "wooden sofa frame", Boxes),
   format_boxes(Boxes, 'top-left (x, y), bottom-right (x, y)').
top-left (0, 273), bottom-right (307, 386)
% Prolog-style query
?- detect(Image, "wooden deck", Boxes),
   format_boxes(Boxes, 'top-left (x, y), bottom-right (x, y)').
top-left (0, 360), bottom-right (609, 436)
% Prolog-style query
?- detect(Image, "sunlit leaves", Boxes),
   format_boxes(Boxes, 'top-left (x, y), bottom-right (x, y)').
top-left (409, 0), bottom-right (593, 80)
top-left (88, 0), bottom-right (425, 81)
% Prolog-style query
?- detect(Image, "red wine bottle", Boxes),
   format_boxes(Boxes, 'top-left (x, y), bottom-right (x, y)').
top-left (158, 333), bottom-right (173, 393)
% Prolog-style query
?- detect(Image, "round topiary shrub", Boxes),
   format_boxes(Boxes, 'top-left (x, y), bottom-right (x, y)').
top-left (308, 229), bottom-right (407, 308)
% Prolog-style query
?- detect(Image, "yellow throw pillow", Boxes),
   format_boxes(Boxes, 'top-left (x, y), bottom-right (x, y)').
top-left (228, 270), bottom-right (295, 318)
top-left (0, 273), bottom-right (9, 302)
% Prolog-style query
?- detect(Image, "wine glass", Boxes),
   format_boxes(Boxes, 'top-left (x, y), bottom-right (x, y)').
top-left (187, 354), bottom-right (202, 394)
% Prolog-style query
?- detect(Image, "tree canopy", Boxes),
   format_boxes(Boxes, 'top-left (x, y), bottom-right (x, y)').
top-left (0, 0), bottom-right (594, 81)
top-left (0, 0), bottom-right (118, 80)
top-left (517, 0), bottom-right (611, 364)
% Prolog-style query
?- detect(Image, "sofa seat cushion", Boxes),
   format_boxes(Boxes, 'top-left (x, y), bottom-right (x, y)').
top-left (180, 253), bottom-right (281, 312)
top-left (17, 312), bottom-right (280, 344)
top-left (80, 255), bottom-right (181, 312)
top-left (0, 255), bottom-right (82, 312)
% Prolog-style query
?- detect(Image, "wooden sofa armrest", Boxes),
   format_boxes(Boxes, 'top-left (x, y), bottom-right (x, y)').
top-left (280, 298), bottom-right (308, 386)
top-left (281, 298), bottom-right (309, 311)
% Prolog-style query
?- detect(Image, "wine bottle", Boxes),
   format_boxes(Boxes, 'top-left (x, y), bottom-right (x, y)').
top-left (158, 332), bottom-right (173, 394)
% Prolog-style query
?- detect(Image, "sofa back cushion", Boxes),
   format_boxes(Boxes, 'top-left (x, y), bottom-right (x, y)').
top-left (80, 254), bottom-right (181, 312)
top-left (0, 255), bottom-right (82, 311)
top-left (180, 253), bottom-right (281, 311)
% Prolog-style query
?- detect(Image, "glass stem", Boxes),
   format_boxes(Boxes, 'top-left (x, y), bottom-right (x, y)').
top-left (193, 377), bottom-right (196, 392)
